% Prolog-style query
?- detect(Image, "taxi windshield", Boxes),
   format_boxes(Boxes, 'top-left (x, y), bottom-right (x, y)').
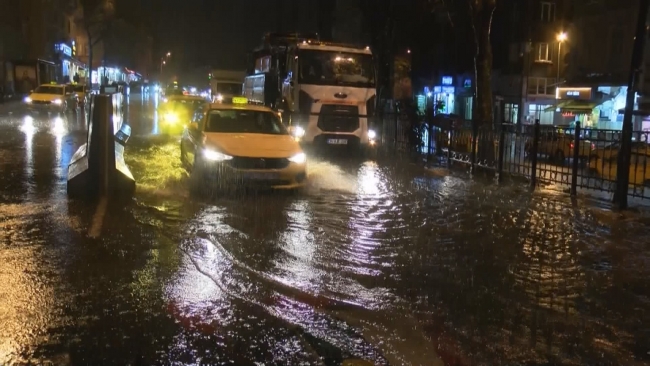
top-left (34, 86), bottom-right (64, 95)
top-left (205, 110), bottom-right (287, 135)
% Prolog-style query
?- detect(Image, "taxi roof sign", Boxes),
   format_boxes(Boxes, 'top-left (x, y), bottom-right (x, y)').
top-left (232, 96), bottom-right (248, 104)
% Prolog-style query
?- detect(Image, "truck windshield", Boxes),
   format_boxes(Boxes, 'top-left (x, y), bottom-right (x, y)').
top-left (298, 50), bottom-right (375, 88)
top-left (216, 83), bottom-right (242, 95)
top-left (205, 110), bottom-right (288, 135)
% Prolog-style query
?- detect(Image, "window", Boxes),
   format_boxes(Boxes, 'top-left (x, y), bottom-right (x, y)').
top-left (529, 104), bottom-right (554, 124)
top-left (528, 77), bottom-right (555, 96)
top-left (541, 2), bottom-right (555, 22)
top-left (504, 103), bottom-right (519, 123)
top-left (536, 43), bottom-right (550, 62)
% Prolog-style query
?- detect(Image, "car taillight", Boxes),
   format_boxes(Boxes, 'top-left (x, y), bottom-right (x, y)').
top-left (570, 142), bottom-right (574, 149)
top-left (591, 143), bottom-right (595, 150)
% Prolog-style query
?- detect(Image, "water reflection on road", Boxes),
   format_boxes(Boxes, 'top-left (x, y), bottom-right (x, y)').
top-left (0, 97), bottom-right (648, 365)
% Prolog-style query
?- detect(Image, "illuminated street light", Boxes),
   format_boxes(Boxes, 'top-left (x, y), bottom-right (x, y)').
top-left (167, 52), bottom-right (171, 57)
top-left (557, 32), bottom-right (567, 42)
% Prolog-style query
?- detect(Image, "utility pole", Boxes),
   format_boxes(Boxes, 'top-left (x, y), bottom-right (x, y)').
top-left (613, 0), bottom-right (650, 209)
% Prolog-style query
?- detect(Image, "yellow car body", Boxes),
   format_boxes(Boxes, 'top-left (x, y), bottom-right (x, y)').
top-left (181, 100), bottom-right (307, 190)
top-left (589, 141), bottom-right (650, 185)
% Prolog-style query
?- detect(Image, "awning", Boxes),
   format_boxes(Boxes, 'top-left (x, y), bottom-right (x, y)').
top-left (545, 100), bottom-right (597, 113)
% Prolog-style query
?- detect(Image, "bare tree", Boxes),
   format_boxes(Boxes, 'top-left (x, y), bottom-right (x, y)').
top-left (80, 0), bottom-right (115, 85)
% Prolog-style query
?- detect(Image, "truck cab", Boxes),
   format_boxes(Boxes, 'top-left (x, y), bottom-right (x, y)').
top-left (243, 34), bottom-right (378, 153)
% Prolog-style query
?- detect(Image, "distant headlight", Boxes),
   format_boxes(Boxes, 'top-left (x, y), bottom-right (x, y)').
top-left (368, 129), bottom-right (376, 140)
top-left (203, 148), bottom-right (232, 161)
top-left (24, 97), bottom-right (32, 103)
top-left (215, 94), bottom-right (223, 102)
top-left (164, 112), bottom-right (179, 123)
top-left (52, 99), bottom-right (63, 105)
top-left (288, 152), bottom-right (306, 164)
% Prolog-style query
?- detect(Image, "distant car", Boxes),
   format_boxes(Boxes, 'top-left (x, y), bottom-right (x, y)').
top-left (180, 97), bottom-right (307, 191)
top-left (157, 94), bottom-right (209, 135)
top-left (24, 84), bottom-right (78, 112)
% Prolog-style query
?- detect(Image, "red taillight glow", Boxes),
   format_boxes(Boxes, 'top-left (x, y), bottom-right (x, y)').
top-left (591, 143), bottom-right (595, 150)
top-left (570, 142), bottom-right (574, 149)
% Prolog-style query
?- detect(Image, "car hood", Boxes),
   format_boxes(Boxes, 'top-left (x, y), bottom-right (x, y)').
top-left (204, 133), bottom-right (301, 158)
top-left (29, 93), bottom-right (63, 101)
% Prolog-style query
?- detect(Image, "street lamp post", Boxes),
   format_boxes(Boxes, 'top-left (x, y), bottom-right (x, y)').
top-left (555, 32), bottom-right (567, 122)
top-left (557, 32), bottom-right (567, 89)
top-left (160, 51), bottom-right (172, 74)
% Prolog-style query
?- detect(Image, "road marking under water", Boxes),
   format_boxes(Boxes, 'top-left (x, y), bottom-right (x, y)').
top-left (88, 197), bottom-right (108, 238)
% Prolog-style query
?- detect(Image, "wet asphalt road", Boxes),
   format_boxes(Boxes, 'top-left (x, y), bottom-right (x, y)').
top-left (0, 94), bottom-right (649, 365)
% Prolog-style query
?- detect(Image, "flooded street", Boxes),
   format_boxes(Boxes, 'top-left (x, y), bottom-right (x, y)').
top-left (0, 96), bottom-right (649, 365)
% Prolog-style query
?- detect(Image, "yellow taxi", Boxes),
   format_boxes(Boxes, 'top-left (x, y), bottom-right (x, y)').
top-left (158, 94), bottom-right (209, 135)
top-left (180, 97), bottom-right (307, 190)
top-left (589, 141), bottom-right (650, 185)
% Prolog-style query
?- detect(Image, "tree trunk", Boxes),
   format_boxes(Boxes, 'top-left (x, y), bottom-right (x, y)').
top-left (470, 0), bottom-right (496, 126)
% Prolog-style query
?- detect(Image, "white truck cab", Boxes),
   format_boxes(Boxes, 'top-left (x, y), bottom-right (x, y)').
top-left (280, 41), bottom-right (377, 150)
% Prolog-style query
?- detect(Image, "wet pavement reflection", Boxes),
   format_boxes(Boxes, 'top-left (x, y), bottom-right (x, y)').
top-left (0, 96), bottom-right (648, 365)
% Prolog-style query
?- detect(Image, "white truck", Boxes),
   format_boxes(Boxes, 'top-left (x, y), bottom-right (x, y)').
top-left (210, 69), bottom-right (245, 102)
top-left (243, 33), bottom-right (378, 152)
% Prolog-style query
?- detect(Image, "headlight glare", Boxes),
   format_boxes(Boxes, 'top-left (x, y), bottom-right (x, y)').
top-left (368, 129), bottom-right (376, 140)
top-left (24, 97), bottom-right (32, 103)
top-left (288, 152), bottom-right (306, 164)
top-left (52, 99), bottom-right (62, 105)
top-left (216, 94), bottom-right (223, 102)
top-left (164, 112), bottom-right (179, 123)
top-left (291, 126), bottom-right (305, 138)
top-left (203, 149), bottom-right (232, 161)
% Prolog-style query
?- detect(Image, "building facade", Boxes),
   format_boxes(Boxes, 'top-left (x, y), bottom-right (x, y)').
top-left (564, 0), bottom-right (644, 130)
top-left (493, 0), bottom-right (572, 126)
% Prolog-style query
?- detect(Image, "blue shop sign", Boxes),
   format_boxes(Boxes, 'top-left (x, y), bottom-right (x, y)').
top-left (463, 79), bottom-right (471, 88)
top-left (441, 76), bottom-right (453, 85)
top-left (55, 43), bottom-right (72, 57)
top-left (442, 86), bottom-right (455, 94)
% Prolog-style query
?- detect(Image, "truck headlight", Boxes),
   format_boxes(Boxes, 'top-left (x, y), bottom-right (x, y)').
top-left (368, 129), bottom-right (376, 140)
top-left (215, 94), bottom-right (223, 102)
top-left (52, 99), bottom-right (63, 105)
top-left (288, 152), bottom-right (306, 164)
top-left (203, 148), bottom-right (232, 161)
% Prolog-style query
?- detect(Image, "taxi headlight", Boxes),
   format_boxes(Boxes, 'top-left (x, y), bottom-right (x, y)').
top-left (290, 126), bottom-right (305, 138)
top-left (215, 94), bottom-right (223, 102)
top-left (164, 112), bottom-right (179, 123)
top-left (203, 148), bottom-right (232, 161)
top-left (288, 152), bottom-right (306, 164)
top-left (24, 97), bottom-right (32, 103)
top-left (368, 129), bottom-right (376, 140)
top-left (52, 99), bottom-right (63, 105)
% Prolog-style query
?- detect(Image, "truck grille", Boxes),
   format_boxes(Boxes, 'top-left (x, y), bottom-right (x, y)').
top-left (317, 105), bottom-right (360, 132)
top-left (229, 157), bottom-right (289, 170)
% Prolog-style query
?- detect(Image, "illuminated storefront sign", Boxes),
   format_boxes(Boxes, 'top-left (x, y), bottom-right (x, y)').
top-left (441, 76), bottom-right (453, 85)
top-left (463, 79), bottom-right (471, 88)
top-left (556, 87), bottom-right (592, 100)
top-left (55, 43), bottom-right (72, 57)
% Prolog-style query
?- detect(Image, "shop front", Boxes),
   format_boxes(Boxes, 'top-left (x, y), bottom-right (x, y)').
top-left (432, 75), bottom-right (455, 115)
top-left (54, 42), bottom-right (86, 84)
top-left (549, 87), bottom-right (597, 128)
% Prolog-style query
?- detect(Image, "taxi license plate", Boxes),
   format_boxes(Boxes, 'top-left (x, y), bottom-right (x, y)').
top-left (327, 138), bottom-right (348, 145)
top-left (245, 172), bottom-right (278, 180)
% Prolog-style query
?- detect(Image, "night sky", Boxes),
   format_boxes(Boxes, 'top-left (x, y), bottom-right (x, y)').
top-left (118, 0), bottom-right (326, 72)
